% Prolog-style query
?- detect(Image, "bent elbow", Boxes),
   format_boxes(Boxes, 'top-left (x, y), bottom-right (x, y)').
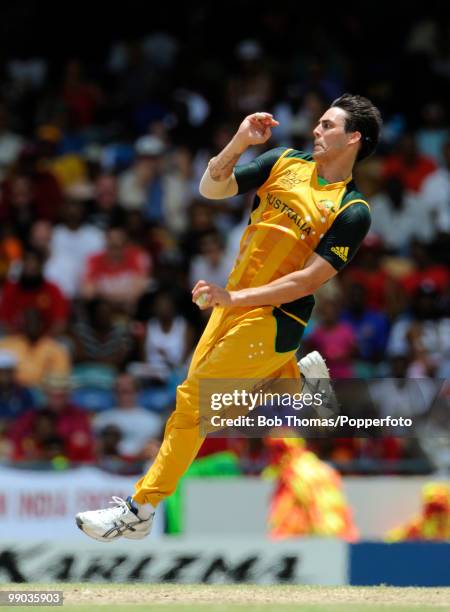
top-left (199, 168), bottom-right (238, 200)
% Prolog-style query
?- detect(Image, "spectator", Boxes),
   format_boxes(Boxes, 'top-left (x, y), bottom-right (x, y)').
top-left (0, 226), bottom-right (23, 282)
top-left (0, 144), bottom-right (63, 223)
top-left (93, 373), bottom-right (162, 459)
top-left (420, 139), bottom-right (450, 233)
top-left (382, 132), bottom-right (437, 194)
top-left (0, 249), bottom-right (69, 335)
top-left (369, 354), bottom-right (437, 419)
top-left (0, 175), bottom-right (36, 243)
top-left (7, 375), bottom-right (95, 463)
top-left (145, 291), bottom-right (196, 382)
top-left (81, 225), bottom-right (151, 310)
top-left (71, 298), bottom-right (132, 368)
top-left (88, 173), bottom-right (124, 230)
top-left (387, 282), bottom-right (450, 376)
top-left (342, 235), bottom-right (404, 318)
top-left (12, 409), bottom-right (67, 462)
top-left (399, 240), bottom-right (450, 297)
top-left (0, 350), bottom-right (35, 428)
top-left (341, 283), bottom-right (390, 365)
top-left (180, 200), bottom-right (218, 260)
top-left (0, 103), bottom-right (24, 180)
top-left (45, 199), bottom-right (105, 298)
top-left (29, 219), bottom-right (53, 260)
top-left (227, 40), bottom-right (274, 117)
top-left (0, 308), bottom-right (71, 386)
top-left (416, 102), bottom-right (449, 165)
top-left (118, 135), bottom-right (189, 234)
top-left (189, 231), bottom-right (232, 289)
top-left (62, 60), bottom-right (103, 129)
top-left (36, 124), bottom-right (87, 191)
top-left (305, 294), bottom-right (357, 378)
top-left (273, 89), bottom-right (326, 150)
top-left (96, 424), bottom-right (124, 463)
top-left (370, 178), bottom-right (434, 250)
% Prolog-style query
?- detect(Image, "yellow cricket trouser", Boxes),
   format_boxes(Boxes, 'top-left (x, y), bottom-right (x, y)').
top-left (133, 305), bottom-right (302, 507)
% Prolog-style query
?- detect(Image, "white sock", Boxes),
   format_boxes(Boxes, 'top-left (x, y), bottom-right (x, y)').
top-left (132, 499), bottom-right (155, 519)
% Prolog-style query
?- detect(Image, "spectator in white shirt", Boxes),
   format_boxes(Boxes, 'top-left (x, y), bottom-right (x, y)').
top-left (370, 178), bottom-right (434, 251)
top-left (420, 139), bottom-right (450, 233)
top-left (145, 291), bottom-right (196, 382)
top-left (0, 104), bottom-right (24, 180)
top-left (93, 373), bottom-right (162, 459)
top-left (189, 231), bottom-right (233, 289)
top-left (45, 199), bottom-right (105, 298)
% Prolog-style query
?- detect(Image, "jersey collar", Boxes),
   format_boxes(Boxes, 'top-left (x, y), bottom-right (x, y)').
top-left (313, 165), bottom-right (353, 190)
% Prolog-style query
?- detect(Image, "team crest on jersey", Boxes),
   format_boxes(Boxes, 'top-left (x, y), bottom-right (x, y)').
top-left (316, 199), bottom-right (336, 216)
top-left (279, 169), bottom-right (306, 189)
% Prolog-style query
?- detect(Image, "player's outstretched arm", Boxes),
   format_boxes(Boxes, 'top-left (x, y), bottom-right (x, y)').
top-left (199, 112), bottom-right (279, 200)
top-left (192, 254), bottom-right (337, 310)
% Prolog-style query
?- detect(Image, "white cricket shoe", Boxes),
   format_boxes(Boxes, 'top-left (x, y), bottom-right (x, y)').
top-left (298, 350), bottom-right (337, 414)
top-left (75, 496), bottom-right (154, 542)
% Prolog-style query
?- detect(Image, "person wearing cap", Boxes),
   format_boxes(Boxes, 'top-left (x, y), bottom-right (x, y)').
top-left (227, 39), bottom-right (273, 117)
top-left (118, 135), bottom-right (167, 214)
top-left (118, 134), bottom-right (189, 234)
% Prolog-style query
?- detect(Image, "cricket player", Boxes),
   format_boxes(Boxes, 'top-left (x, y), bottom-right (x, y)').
top-left (76, 93), bottom-right (382, 541)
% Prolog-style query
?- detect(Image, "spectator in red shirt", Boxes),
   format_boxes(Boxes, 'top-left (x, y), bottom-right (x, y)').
top-left (382, 132), bottom-right (437, 194)
top-left (81, 226), bottom-right (151, 311)
top-left (62, 60), bottom-right (102, 128)
top-left (0, 249), bottom-right (69, 335)
top-left (342, 235), bottom-right (405, 319)
top-left (0, 144), bottom-right (63, 224)
top-left (400, 240), bottom-right (450, 297)
top-left (7, 375), bottom-right (95, 463)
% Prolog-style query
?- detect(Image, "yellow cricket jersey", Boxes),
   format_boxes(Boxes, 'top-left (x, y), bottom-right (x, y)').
top-left (229, 147), bottom-right (371, 327)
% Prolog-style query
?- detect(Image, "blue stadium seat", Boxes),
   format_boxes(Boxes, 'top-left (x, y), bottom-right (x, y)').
top-left (71, 387), bottom-right (115, 412)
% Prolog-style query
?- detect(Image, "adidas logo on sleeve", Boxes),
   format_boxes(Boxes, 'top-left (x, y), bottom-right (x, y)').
top-left (330, 246), bottom-right (349, 262)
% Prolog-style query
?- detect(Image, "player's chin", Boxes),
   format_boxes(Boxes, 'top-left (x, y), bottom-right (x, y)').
top-left (312, 147), bottom-right (326, 160)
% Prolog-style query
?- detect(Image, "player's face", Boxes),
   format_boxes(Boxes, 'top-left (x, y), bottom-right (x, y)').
top-left (312, 107), bottom-right (359, 161)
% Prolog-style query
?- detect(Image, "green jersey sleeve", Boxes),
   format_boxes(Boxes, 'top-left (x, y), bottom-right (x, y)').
top-left (315, 202), bottom-right (371, 271)
top-left (234, 147), bottom-right (288, 194)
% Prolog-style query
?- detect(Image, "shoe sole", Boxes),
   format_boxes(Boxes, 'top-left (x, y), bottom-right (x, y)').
top-left (123, 531), bottom-right (151, 540)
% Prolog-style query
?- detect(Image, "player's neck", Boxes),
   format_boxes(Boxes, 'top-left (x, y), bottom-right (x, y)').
top-left (315, 158), bottom-right (354, 184)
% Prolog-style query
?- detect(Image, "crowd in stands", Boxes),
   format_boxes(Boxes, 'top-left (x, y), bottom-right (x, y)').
top-left (0, 10), bottom-right (448, 475)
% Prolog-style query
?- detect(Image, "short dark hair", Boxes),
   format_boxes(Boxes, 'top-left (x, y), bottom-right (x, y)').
top-left (331, 93), bottom-right (382, 161)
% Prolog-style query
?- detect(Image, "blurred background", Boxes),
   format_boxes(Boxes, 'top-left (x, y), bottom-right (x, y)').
top-left (0, 1), bottom-right (449, 582)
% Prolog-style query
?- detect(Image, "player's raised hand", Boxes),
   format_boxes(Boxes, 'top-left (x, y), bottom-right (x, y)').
top-left (234, 112), bottom-right (279, 148)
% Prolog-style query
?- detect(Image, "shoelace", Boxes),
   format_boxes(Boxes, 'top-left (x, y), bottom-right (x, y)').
top-left (97, 496), bottom-right (130, 516)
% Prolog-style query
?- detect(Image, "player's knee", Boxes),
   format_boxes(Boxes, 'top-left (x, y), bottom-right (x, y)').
top-left (174, 381), bottom-right (200, 425)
